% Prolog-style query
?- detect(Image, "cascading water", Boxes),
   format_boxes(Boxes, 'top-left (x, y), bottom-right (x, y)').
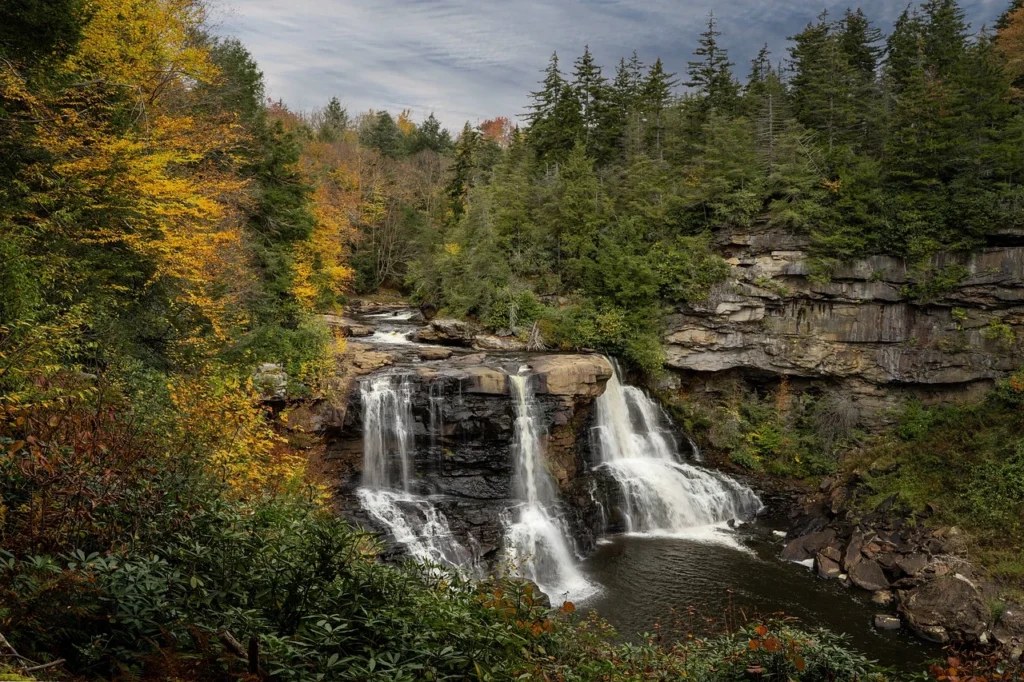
top-left (503, 372), bottom-right (596, 602)
top-left (593, 365), bottom-right (762, 535)
top-left (357, 373), bottom-right (477, 572)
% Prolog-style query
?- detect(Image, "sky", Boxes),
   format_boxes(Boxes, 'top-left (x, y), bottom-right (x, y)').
top-left (214, 0), bottom-right (1011, 131)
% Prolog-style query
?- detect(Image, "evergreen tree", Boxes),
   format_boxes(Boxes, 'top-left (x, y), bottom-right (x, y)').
top-left (885, 7), bottom-right (926, 94)
top-left (788, 13), bottom-right (861, 160)
top-left (447, 122), bottom-right (480, 221)
top-left (317, 97), bottom-right (349, 142)
top-left (410, 113), bottom-right (454, 154)
top-left (838, 8), bottom-right (883, 79)
top-left (685, 12), bottom-right (740, 115)
top-left (362, 111), bottom-right (404, 158)
top-left (525, 52), bottom-right (582, 164)
top-left (641, 58), bottom-right (678, 158)
top-left (572, 46), bottom-right (610, 155)
top-left (922, 0), bottom-right (970, 77)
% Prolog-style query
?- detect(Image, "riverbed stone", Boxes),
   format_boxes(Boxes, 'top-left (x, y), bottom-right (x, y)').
top-left (900, 575), bottom-right (988, 643)
top-left (416, 318), bottom-right (480, 345)
top-left (871, 590), bottom-right (895, 606)
top-left (782, 529), bottom-right (836, 563)
top-left (816, 553), bottom-right (841, 579)
top-left (874, 614), bottom-right (901, 631)
top-left (418, 347), bottom-right (454, 361)
top-left (850, 559), bottom-right (889, 592)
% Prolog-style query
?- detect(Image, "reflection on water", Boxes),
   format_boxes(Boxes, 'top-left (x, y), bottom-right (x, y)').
top-left (578, 532), bottom-right (935, 670)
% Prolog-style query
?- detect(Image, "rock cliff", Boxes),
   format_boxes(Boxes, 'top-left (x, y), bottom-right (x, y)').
top-left (664, 224), bottom-right (1024, 419)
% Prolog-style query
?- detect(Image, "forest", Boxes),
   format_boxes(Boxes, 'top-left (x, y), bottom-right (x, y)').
top-left (1, 0), bottom-right (1023, 679)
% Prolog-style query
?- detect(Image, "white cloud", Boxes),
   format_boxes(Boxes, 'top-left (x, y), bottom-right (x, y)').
top-left (214, 0), bottom-right (1010, 131)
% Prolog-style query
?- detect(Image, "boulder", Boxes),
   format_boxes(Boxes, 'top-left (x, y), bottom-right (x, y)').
top-left (994, 607), bottom-right (1024, 647)
top-left (816, 553), bottom-right (842, 579)
top-left (416, 319), bottom-right (480, 346)
top-left (781, 529), bottom-right (837, 563)
top-left (529, 355), bottom-right (614, 397)
top-left (900, 575), bottom-right (989, 643)
top-left (842, 532), bottom-right (865, 571)
top-left (320, 314), bottom-right (374, 337)
top-left (472, 334), bottom-right (527, 351)
top-left (895, 553), bottom-right (929, 578)
top-left (253, 363), bottom-right (288, 400)
top-left (871, 590), bottom-right (895, 606)
top-left (418, 348), bottom-right (453, 361)
top-left (850, 559), bottom-right (890, 592)
top-left (874, 614), bottom-right (901, 631)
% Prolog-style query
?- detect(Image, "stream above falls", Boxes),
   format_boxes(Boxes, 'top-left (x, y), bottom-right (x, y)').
top-left (333, 306), bottom-right (938, 670)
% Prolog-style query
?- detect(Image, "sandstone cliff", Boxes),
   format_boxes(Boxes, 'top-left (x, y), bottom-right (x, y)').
top-left (664, 224), bottom-right (1024, 419)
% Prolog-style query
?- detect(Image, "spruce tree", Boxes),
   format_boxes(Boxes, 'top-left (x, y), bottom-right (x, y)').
top-left (526, 52), bottom-right (582, 164)
top-left (641, 58), bottom-right (678, 159)
top-left (838, 8), bottom-right (883, 79)
top-left (686, 12), bottom-right (740, 115)
top-left (317, 97), bottom-right (349, 142)
top-left (922, 0), bottom-right (970, 77)
top-left (788, 13), bottom-right (860, 161)
top-left (447, 122), bottom-right (480, 221)
top-left (572, 46), bottom-right (609, 154)
top-left (884, 7), bottom-right (925, 94)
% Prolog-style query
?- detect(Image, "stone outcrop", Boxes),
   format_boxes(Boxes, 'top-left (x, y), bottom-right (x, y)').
top-left (664, 224), bottom-right (1024, 421)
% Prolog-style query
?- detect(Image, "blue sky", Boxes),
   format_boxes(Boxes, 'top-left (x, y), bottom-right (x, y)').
top-left (214, 0), bottom-right (1010, 131)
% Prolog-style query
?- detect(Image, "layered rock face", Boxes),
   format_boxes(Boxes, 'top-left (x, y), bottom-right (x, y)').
top-left (324, 353), bottom-right (613, 559)
top-left (665, 224), bottom-right (1024, 417)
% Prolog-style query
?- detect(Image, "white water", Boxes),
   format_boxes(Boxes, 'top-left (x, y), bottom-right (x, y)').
top-left (367, 330), bottom-right (415, 345)
top-left (593, 366), bottom-right (762, 536)
top-left (357, 488), bottom-right (479, 572)
top-left (504, 373), bottom-right (596, 602)
top-left (359, 373), bottom-right (476, 570)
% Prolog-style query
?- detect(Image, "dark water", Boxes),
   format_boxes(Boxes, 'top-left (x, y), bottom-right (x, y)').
top-left (577, 529), bottom-right (936, 670)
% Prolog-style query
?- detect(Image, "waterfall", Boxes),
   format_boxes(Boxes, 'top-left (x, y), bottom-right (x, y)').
top-left (503, 373), bottom-right (596, 602)
top-left (593, 366), bottom-right (762, 535)
top-left (361, 375), bottom-right (414, 491)
top-left (358, 373), bottom-right (476, 572)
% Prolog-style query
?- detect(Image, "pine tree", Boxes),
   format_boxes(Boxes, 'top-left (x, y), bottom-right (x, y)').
top-left (572, 46), bottom-right (609, 155)
top-left (526, 52), bottom-right (582, 164)
top-left (838, 8), bottom-right (883, 79)
top-left (641, 58), bottom-right (678, 158)
top-left (686, 12), bottom-right (740, 115)
top-left (410, 113), bottom-right (453, 154)
top-left (884, 7), bottom-right (925, 94)
top-left (922, 0), bottom-right (969, 77)
top-left (317, 97), bottom-right (349, 142)
top-left (447, 122), bottom-right (480, 221)
top-left (788, 13), bottom-right (860, 161)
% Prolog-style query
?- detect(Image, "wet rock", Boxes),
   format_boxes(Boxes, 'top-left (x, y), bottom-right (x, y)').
top-left (842, 531), bottom-right (866, 571)
top-left (849, 559), bottom-right (889, 592)
top-left (417, 319), bottom-right (480, 346)
top-left (418, 347), bottom-right (453, 361)
top-left (781, 529), bottom-right (837, 563)
top-left (815, 553), bottom-right (842, 579)
top-left (871, 590), bottom-right (895, 606)
top-left (900, 575), bottom-right (989, 643)
top-left (874, 614), bottom-right (901, 631)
